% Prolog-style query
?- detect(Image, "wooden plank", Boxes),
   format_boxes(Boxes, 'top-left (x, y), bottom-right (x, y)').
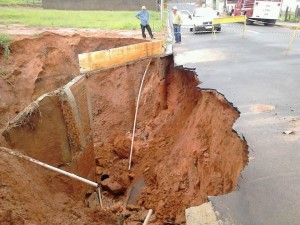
top-left (78, 40), bottom-right (164, 73)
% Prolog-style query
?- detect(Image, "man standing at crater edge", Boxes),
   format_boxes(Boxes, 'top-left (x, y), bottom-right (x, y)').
top-left (136, 6), bottom-right (155, 39)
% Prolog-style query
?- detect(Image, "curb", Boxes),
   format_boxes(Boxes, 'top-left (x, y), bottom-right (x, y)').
top-left (275, 23), bottom-right (299, 30)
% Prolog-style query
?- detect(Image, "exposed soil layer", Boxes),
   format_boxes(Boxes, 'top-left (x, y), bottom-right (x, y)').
top-left (0, 33), bottom-right (248, 224)
top-left (0, 32), bottom-right (144, 128)
top-left (89, 57), bottom-right (248, 223)
top-left (0, 150), bottom-right (119, 225)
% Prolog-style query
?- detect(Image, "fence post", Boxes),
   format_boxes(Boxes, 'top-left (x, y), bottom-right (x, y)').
top-left (285, 6), bottom-right (289, 21)
top-left (161, 0), bottom-right (164, 22)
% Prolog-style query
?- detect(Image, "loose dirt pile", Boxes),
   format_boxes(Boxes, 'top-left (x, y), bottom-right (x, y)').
top-left (0, 150), bottom-right (119, 225)
top-left (0, 32), bottom-right (248, 225)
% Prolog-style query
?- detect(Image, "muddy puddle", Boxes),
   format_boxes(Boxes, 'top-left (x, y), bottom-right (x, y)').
top-left (0, 33), bottom-right (248, 225)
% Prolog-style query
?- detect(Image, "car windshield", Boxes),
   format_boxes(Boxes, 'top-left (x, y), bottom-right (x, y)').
top-left (180, 11), bottom-right (191, 18)
top-left (193, 8), bottom-right (215, 17)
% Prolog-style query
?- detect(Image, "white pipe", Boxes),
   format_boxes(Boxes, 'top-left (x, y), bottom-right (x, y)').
top-left (128, 59), bottom-right (152, 170)
top-left (96, 187), bottom-right (103, 208)
top-left (142, 209), bottom-right (153, 225)
top-left (0, 147), bottom-right (98, 188)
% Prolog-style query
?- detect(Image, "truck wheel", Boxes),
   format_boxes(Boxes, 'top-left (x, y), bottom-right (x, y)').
top-left (264, 19), bottom-right (276, 26)
top-left (193, 26), bottom-right (197, 34)
top-left (246, 19), bottom-right (253, 25)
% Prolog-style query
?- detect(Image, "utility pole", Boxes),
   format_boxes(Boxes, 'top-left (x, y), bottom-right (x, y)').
top-left (213, 0), bottom-right (216, 9)
top-left (161, 0), bottom-right (164, 22)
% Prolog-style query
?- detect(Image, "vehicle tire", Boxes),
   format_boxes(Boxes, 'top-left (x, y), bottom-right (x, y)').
top-left (190, 27), bottom-right (193, 32)
top-left (216, 26), bottom-right (221, 32)
top-left (193, 25), bottom-right (197, 34)
top-left (264, 19), bottom-right (276, 26)
top-left (246, 19), bottom-right (253, 25)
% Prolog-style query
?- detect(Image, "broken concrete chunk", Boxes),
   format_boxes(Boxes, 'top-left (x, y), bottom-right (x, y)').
top-left (127, 212), bottom-right (141, 222)
top-left (139, 130), bottom-right (149, 141)
top-left (101, 178), bottom-right (126, 195)
top-left (123, 221), bottom-right (141, 225)
top-left (251, 104), bottom-right (275, 112)
top-left (185, 202), bottom-right (218, 225)
top-left (149, 214), bottom-right (157, 223)
top-left (283, 130), bottom-right (295, 135)
top-left (108, 201), bottom-right (124, 213)
top-left (123, 210), bottom-right (133, 218)
top-left (85, 192), bottom-right (99, 208)
top-left (126, 204), bottom-right (141, 211)
top-left (249, 156), bottom-right (255, 161)
top-left (139, 209), bottom-right (148, 221)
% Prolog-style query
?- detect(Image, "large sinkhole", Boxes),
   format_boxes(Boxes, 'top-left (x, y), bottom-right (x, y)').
top-left (89, 56), bottom-right (248, 221)
top-left (0, 33), bottom-right (248, 224)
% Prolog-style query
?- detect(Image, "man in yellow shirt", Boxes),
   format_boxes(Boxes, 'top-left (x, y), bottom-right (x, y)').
top-left (172, 6), bottom-right (182, 43)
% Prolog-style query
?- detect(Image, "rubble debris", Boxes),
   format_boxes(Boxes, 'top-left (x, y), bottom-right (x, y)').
top-left (283, 130), bottom-right (296, 135)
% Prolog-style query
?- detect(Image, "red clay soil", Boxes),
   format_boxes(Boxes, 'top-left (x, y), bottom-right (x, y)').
top-left (0, 32), bottom-right (144, 129)
top-left (0, 32), bottom-right (248, 224)
top-left (0, 150), bottom-right (119, 225)
top-left (88, 56), bottom-right (248, 223)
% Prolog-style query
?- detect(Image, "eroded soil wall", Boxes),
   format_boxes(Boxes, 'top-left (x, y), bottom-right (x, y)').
top-left (88, 55), bottom-right (248, 221)
top-left (0, 150), bottom-right (118, 225)
top-left (0, 34), bottom-right (248, 224)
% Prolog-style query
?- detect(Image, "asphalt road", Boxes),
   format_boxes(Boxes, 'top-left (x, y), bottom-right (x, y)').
top-left (172, 7), bottom-right (300, 225)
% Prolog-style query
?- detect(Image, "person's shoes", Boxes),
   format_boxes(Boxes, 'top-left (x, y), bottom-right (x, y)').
top-left (151, 37), bottom-right (156, 39)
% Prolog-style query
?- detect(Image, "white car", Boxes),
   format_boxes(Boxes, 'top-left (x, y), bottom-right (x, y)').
top-left (179, 10), bottom-right (194, 29)
top-left (189, 7), bottom-right (221, 33)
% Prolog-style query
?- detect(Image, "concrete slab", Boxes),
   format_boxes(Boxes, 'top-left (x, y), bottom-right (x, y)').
top-left (3, 93), bottom-right (72, 166)
top-left (276, 22), bottom-right (300, 30)
top-left (2, 75), bottom-right (95, 198)
top-left (186, 202), bottom-right (219, 225)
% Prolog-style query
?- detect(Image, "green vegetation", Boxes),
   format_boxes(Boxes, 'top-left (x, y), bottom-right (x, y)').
top-left (0, 33), bottom-right (11, 58)
top-left (0, 68), bottom-right (6, 76)
top-left (280, 11), bottom-right (300, 23)
top-left (0, 0), bottom-right (41, 4)
top-left (0, 7), bottom-right (165, 31)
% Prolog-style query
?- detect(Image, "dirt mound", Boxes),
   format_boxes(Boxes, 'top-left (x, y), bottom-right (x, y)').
top-left (0, 150), bottom-right (119, 225)
top-left (0, 32), bottom-right (144, 128)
